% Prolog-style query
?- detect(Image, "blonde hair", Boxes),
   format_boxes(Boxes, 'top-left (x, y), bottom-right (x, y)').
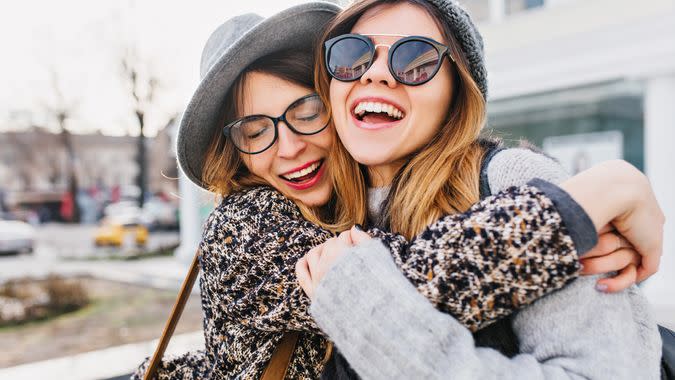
top-left (315, 0), bottom-right (488, 239)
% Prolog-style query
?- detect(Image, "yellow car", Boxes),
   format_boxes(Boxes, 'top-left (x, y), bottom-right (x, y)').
top-left (94, 220), bottom-right (148, 247)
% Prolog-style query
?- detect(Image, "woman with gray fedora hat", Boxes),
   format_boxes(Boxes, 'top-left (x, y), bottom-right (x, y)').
top-left (132, 1), bottom-right (665, 379)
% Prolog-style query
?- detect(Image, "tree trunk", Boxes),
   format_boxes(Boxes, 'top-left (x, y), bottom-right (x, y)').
top-left (136, 110), bottom-right (146, 208)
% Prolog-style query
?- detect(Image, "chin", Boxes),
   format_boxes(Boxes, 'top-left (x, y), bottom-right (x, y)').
top-left (294, 187), bottom-right (332, 208)
top-left (347, 144), bottom-right (394, 166)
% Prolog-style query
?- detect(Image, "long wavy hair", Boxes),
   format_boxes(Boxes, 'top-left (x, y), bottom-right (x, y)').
top-left (201, 49), bottom-right (356, 232)
top-left (315, 0), bottom-right (488, 239)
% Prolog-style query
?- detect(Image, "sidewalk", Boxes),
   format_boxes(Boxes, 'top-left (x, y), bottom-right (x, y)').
top-left (0, 331), bottom-right (204, 380)
top-left (0, 255), bottom-right (197, 292)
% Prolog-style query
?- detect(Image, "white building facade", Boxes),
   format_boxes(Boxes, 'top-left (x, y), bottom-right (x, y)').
top-left (477, 0), bottom-right (675, 312)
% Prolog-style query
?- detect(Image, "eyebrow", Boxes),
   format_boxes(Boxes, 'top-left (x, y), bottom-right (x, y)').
top-left (360, 33), bottom-right (410, 37)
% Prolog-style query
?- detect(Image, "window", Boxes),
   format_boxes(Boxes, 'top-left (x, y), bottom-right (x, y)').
top-left (459, 0), bottom-right (491, 22)
top-left (505, 0), bottom-right (545, 14)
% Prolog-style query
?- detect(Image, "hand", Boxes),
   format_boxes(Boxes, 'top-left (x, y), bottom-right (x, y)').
top-left (559, 160), bottom-right (665, 286)
top-left (580, 231), bottom-right (640, 292)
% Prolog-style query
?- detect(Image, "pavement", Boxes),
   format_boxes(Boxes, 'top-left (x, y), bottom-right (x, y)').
top-left (0, 223), bottom-right (191, 291)
top-left (0, 223), bottom-right (198, 380)
top-left (0, 331), bottom-right (204, 380)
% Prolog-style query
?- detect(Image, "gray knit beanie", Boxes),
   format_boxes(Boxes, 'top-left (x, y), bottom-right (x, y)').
top-left (425, 0), bottom-right (488, 98)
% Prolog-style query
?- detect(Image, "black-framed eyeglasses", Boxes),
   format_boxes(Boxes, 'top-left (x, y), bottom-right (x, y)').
top-left (223, 93), bottom-right (330, 155)
top-left (324, 33), bottom-right (454, 86)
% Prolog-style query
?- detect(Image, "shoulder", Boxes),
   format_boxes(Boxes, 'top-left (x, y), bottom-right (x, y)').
top-left (486, 147), bottom-right (571, 193)
top-left (214, 186), bottom-right (299, 220)
top-left (202, 186), bottom-right (300, 238)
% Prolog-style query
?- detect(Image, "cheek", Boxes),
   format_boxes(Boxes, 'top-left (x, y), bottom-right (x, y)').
top-left (240, 152), bottom-right (273, 180)
top-left (418, 71), bottom-right (453, 124)
top-left (329, 82), bottom-right (349, 122)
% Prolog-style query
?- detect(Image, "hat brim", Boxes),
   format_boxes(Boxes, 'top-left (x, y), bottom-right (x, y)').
top-left (177, 2), bottom-right (340, 190)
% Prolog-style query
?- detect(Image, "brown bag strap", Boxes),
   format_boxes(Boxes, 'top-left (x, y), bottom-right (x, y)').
top-left (143, 249), bottom-right (201, 380)
top-left (144, 249), bottom-right (300, 380)
top-left (261, 332), bottom-right (300, 380)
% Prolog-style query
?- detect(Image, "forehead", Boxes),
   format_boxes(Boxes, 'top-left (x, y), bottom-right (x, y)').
top-left (351, 2), bottom-right (444, 42)
top-left (239, 72), bottom-right (312, 116)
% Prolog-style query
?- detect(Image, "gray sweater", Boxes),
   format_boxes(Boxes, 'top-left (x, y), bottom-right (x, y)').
top-left (310, 148), bottom-right (662, 379)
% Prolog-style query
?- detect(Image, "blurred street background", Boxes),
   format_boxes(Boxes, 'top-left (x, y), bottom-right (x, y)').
top-left (0, 0), bottom-right (673, 379)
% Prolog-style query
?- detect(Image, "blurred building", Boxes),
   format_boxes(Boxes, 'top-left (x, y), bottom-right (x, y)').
top-left (467, 0), bottom-right (674, 307)
top-left (0, 127), bottom-right (178, 210)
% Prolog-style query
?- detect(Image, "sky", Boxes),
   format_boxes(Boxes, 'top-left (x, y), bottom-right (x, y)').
top-left (0, 0), bottom-right (322, 137)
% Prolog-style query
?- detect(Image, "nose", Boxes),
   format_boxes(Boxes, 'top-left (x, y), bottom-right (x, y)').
top-left (275, 121), bottom-right (307, 159)
top-left (360, 45), bottom-right (397, 88)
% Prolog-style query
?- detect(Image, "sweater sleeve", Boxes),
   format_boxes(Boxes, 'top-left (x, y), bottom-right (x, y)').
top-left (130, 351), bottom-right (212, 380)
top-left (368, 183), bottom-right (589, 331)
top-left (198, 186), bottom-right (333, 334)
top-left (311, 238), bottom-right (662, 380)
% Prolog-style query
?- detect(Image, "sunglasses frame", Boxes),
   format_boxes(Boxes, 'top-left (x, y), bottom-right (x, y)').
top-left (324, 33), bottom-right (454, 86)
top-left (222, 93), bottom-right (329, 155)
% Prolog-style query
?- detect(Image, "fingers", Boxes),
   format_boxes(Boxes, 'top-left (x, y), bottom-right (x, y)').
top-left (305, 245), bottom-right (323, 278)
top-left (580, 248), bottom-right (640, 275)
top-left (595, 264), bottom-right (637, 293)
top-left (633, 224), bottom-right (663, 283)
top-left (583, 232), bottom-right (633, 259)
top-left (637, 251), bottom-right (661, 283)
top-left (598, 224), bottom-right (614, 234)
top-left (337, 230), bottom-right (353, 245)
top-left (349, 225), bottom-right (372, 245)
top-left (295, 256), bottom-right (313, 298)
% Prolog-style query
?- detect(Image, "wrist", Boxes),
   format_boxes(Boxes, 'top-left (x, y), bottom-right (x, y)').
top-left (559, 160), bottom-right (640, 231)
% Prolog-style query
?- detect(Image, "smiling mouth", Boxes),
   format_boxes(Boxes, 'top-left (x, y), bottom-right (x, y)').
top-left (280, 160), bottom-right (324, 183)
top-left (354, 101), bottom-right (405, 124)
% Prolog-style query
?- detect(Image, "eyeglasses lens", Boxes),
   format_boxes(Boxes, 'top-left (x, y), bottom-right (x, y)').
top-left (328, 37), bottom-right (372, 81)
top-left (229, 95), bottom-right (329, 154)
top-left (391, 40), bottom-right (440, 85)
top-left (286, 96), bottom-right (330, 133)
top-left (230, 116), bottom-right (275, 154)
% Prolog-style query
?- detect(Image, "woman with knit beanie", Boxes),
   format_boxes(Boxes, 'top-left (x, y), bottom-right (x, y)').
top-left (296, 0), bottom-right (663, 379)
top-left (133, 1), bottom-right (665, 379)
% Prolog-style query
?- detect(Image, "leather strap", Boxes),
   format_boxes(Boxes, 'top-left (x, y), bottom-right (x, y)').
top-left (261, 332), bottom-right (300, 380)
top-left (144, 249), bottom-right (201, 380)
top-left (143, 249), bottom-right (299, 380)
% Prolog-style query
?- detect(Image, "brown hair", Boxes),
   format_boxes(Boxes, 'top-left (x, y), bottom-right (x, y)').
top-left (315, 0), bottom-right (488, 239)
top-left (201, 49), bottom-right (353, 231)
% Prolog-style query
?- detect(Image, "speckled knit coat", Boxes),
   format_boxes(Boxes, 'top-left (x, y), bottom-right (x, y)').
top-left (132, 184), bottom-right (580, 380)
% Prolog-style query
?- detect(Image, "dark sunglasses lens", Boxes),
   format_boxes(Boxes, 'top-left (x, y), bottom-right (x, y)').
top-left (328, 37), bottom-right (372, 81)
top-left (391, 40), bottom-right (440, 85)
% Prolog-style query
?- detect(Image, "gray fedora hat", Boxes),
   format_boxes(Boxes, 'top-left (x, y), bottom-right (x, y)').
top-left (177, 2), bottom-right (341, 190)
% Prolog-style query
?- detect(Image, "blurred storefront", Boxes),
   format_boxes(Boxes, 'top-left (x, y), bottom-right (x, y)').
top-left (478, 0), bottom-right (674, 305)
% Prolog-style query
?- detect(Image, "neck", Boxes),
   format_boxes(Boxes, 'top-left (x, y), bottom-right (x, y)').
top-left (367, 162), bottom-right (404, 187)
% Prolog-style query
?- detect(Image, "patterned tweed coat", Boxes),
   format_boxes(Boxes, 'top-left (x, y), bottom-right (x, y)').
top-left (132, 184), bottom-right (580, 380)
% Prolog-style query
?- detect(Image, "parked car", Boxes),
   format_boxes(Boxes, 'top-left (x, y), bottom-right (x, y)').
top-left (142, 198), bottom-right (178, 230)
top-left (94, 215), bottom-right (148, 247)
top-left (0, 220), bottom-right (36, 254)
top-left (103, 198), bottom-right (177, 231)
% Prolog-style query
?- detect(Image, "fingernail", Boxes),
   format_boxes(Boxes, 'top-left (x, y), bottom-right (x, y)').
top-left (354, 224), bottom-right (364, 231)
top-left (595, 283), bottom-right (609, 292)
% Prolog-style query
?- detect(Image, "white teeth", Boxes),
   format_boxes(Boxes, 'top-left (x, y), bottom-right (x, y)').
top-left (282, 161), bottom-right (321, 181)
top-left (354, 101), bottom-right (404, 120)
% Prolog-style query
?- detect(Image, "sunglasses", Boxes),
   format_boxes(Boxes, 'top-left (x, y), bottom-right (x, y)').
top-left (324, 33), bottom-right (454, 86)
top-left (223, 94), bottom-right (330, 155)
